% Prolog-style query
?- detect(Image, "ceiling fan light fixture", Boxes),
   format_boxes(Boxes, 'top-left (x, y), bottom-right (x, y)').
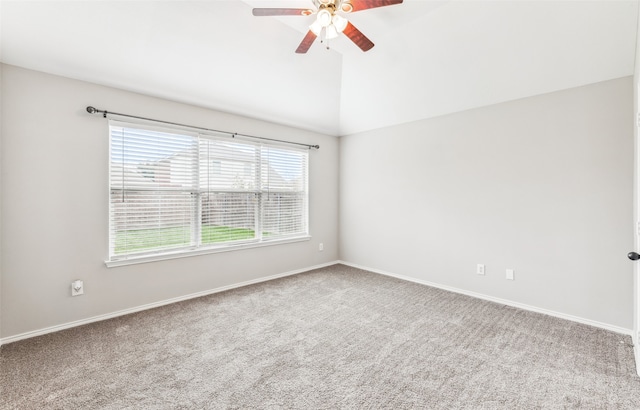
top-left (326, 24), bottom-right (339, 39)
top-left (309, 20), bottom-right (323, 36)
top-left (317, 9), bottom-right (332, 27)
top-left (332, 14), bottom-right (348, 32)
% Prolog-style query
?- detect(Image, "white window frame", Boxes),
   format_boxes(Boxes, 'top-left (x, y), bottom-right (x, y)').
top-left (106, 120), bottom-right (310, 267)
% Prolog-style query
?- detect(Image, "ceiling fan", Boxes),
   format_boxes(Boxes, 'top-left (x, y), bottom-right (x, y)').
top-left (252, 0), bottom-right (403, 53)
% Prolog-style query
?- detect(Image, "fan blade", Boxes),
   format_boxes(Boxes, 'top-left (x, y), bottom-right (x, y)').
top-left (348, 0), bottom-right (403, 12)
top-left (252, 8), bottom-right (314, 16)
top-left (296, 31), bottom-right (318, 54)
top-left (343, 21), bottom-right (374, 52)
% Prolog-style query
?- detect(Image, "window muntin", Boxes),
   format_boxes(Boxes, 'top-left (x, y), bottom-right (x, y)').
top-left (109, 121), bottom-right (309, 262)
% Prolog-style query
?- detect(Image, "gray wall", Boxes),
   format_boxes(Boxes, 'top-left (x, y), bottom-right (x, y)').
top-left (633, 3), bottom-right (640, 348)
top-left (1, 65), bottom-right (634, 339)
top-left (340, 77), bottom-right (634, 330)
top-left (0, 63), bottom-right (3, 340)
top-left (0, 64), bottom-right (339, 339)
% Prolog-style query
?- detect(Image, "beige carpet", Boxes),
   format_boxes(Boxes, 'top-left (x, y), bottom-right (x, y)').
top-left (1, 264), bottom-right (639, 409)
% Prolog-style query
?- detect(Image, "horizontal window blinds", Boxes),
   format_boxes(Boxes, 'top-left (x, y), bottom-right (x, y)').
top-left (199, 138), bottom-right (258, 245)
top-left (261, 146), bottom-right (308, 237)
top-left (109, 122), bottom-right (309, 260)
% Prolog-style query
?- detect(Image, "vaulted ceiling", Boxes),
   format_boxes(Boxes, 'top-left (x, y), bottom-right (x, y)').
top-left (1, 1), bottom-right (637, 136)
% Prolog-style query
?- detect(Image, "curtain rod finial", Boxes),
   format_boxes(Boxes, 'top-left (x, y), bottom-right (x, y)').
top-left (86, 106), bottom-right (97, 114)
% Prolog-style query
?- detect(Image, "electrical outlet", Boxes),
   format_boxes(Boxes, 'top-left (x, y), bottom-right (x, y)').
top-left (476, 264), bottom-right (485, 275)
top-left (319, 243), bottom-right (324, 251)
top-left (71, 280), bottom-right (84, 296)
top-left (506, 269), bottom-right (515, 280)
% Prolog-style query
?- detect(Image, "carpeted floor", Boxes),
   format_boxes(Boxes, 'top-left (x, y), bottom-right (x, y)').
top-left (1, 264), bottom-right (639, 409)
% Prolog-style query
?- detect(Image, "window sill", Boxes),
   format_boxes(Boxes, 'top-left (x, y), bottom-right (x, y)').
top-left (105, 235), bottom-right (311, 268)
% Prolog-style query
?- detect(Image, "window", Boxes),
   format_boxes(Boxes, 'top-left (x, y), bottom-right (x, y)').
top-left (108, 121), bottom-right (309, 264)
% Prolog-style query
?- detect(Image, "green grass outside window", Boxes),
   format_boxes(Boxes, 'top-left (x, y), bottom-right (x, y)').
top-left (115, 225), bottom-right (257, 254)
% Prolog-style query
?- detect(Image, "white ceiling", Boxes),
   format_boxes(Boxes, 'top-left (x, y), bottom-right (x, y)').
top-left (1, 0), bottom-right (638, 136)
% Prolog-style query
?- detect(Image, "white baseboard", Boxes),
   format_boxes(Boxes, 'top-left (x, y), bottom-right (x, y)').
top-left (0, 261), bottom-right (340, 346)
top-left (338, 260), bottom-right (633, 337)
top-left (2, 260), bottom-right (632, 347)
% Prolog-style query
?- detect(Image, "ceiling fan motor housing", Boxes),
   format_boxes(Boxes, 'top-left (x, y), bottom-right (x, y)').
top-left (318, 0), bottom-right (353, 13)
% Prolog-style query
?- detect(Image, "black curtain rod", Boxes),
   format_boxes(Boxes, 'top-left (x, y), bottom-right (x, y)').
top-left (85, 106), bottom-right (320, 150)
